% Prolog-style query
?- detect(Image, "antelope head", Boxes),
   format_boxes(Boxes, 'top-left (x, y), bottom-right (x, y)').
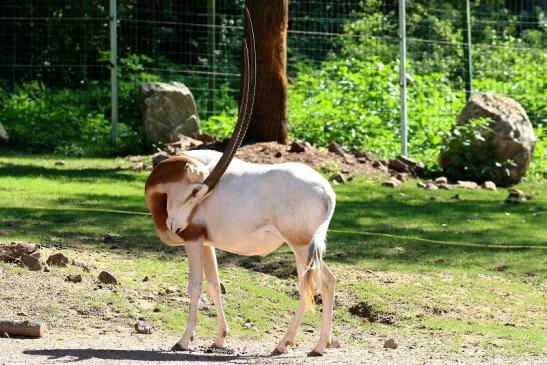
top-left (145, 156), bottom-right (210, 245)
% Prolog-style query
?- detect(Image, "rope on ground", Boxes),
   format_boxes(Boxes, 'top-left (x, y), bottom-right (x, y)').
top-left (329, 229), bottom-right (547, 250)
top-left (9, 205), bottom-right (547, 250)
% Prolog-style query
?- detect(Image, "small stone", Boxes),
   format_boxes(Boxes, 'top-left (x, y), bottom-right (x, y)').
top-left (328, 143), bottom-right (356, 164)
top-left (384, 338), bottom-right (398, 349)
top-left (65, 274), bottom-right (82, 283)
top-left (54, 160), bottom-right (66, 166)
top-left (135, 320), bottom-right (152, 334)
top-left (327, 143), bottom-right (347, 156)
top-left (417, 181), bottom-right (427, 188)
top-left (71, 260), bottom-right (91, 272)
top-left (437, 183), bottom-right (453, 190)
top-left (388, 158), bottom-right (410, 173)
top-left (46, 253), bottom-right (69, 267)
top-left (142, 276), bottom-right (150, 282)
top-left (456, 180), bottom-right (479, 189)
top-left (220, 282), bottom-right (227, 295)
top-left (395, 173), bottom-right (408, 182)
top-left (0, 243), bottom-right (38, 260)
top-left (354, 151), bottom-right (376, 162)
top-left (288, 141), bottom-right (306, 153)
top-left (198, 294), bottom-right (210, 309)
top-left (507, 188), bottom-right (526, 200)
top-left (382, 178), bottom-right (401, 188)
top-left (425, 182), bottom-right (438, 190)
top-left (1, 331), bottom-right (9, 338)
top-left (243, 319), bottom-right (254, 329)
top-left (329, 173), bottom-right (346, 184)
top-left (98, 271), bottom-right (118, 285)
top-left (434, 176), bottom-right (448, 184)
top-left (20, 253), bottom-right (42, 271)
top-left (482, 181), bottom-right (497, 191)
top-left (165, 286), bottom-right (177, 294)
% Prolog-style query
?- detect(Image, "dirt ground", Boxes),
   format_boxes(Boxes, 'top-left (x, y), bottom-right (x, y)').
top-left (1, 246), bottom-right (544, 365)
top-left (2, 333), bottom-right (544, 365)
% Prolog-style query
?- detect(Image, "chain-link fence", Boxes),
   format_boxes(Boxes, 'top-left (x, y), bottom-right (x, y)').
top-left (0, 0), bottom-right (545, 159)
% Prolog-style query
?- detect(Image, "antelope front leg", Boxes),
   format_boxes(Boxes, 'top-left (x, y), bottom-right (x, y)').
top-left (203, 245), bottom-right (229, 348)
top-left (174, 240), bottom-right (203, 351)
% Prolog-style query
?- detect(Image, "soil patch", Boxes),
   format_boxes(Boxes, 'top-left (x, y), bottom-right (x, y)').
top-left (348, 301), bottom-right (395, 325)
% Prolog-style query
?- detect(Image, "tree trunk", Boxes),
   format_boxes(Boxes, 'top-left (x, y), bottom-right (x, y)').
top-left (243, 0), bottom-right (288, 144)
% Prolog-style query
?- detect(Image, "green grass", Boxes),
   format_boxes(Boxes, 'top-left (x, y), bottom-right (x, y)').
top-left (0, 151), bottom-right (546, 355)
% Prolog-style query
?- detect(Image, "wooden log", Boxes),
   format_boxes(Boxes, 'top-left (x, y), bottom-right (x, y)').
top-left (0, 320), bottom-right (44, 337)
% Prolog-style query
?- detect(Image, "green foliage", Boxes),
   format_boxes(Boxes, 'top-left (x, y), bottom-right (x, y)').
top-left (200, 83), bottom-right (239, 139)
top-left (0, 78), bottom-right (142, 156)
top-left (527, 126), bottom-right (546, 182)
top-left (439, 118), bottom-right (517, 184)
top-left (287, 1), bottom-right (545, 180)
top-left (288, 57), bottom-right (464, 166)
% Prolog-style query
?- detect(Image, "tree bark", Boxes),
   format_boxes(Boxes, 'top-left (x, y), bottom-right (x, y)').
top-left (243, 0), bottom-right (288, 144)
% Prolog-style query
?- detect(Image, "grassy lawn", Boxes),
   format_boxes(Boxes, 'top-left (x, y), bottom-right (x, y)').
top-left (0, 150), bottom-right (546, 356)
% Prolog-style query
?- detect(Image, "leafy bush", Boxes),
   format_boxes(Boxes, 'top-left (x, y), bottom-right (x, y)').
top-left (288, 57), bottom-right (464, 166)
top-left (438, 118), bottom-right (519, 184)
top-left (0, 80), bottom-right (142, 156)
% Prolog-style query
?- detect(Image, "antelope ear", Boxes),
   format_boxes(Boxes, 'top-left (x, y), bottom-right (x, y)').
top-left (186, 162), bottom-right (209, 182)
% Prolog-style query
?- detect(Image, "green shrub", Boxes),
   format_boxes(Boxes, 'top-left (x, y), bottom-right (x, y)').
top-left (0, 81), bottom-right (142, 156)
top-left (288, 57), bottom-right (464, 166)
top-left (438, 118), bottom-right (516, 184)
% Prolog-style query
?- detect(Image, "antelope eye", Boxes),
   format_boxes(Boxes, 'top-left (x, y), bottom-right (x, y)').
top-left (191, 187), bottom-right (200, 198)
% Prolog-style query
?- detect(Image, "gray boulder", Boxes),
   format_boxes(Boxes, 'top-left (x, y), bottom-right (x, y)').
top-left (440, 93), bottom-right (536, 185)
top-left (140, 82), bottom-right (200, 143)
top-left (0, 123), bottom-right (8, 144)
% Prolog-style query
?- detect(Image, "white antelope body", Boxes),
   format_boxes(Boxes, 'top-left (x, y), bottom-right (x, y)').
top-left (145, 149), bottom-right (336, 356)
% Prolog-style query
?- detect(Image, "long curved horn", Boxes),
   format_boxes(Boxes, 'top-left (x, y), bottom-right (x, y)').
top-left (203, 7), bottom-right (256, 191)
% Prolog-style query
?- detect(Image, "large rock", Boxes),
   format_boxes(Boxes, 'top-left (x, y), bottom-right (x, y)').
top-left (439, 93), bottom-right (536, 185)
top-left (139, 82), bottom-right (200, 143)
top-left (0, 123), bottom-right (8, 144)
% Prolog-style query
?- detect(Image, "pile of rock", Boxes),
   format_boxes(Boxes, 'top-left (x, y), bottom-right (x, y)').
top-left (412, 177), bottom-right (497, 191)
top-left (0, 243), bottom-right (120, 285)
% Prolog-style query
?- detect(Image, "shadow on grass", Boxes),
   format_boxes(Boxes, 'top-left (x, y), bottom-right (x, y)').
top-left (1, 162), bottom-right (545, 278)
top-left (0, 162), bottom-right (145, 183)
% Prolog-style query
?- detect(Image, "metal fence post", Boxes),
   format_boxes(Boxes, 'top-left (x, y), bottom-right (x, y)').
top-left (110, 0), bottom-right (118, 147)
top-left (207, 0), bottom-right (216, 118)
top-left (398, 0), bottom-right (408, 156)
top-left (462, 0), bottom-right (473, 101)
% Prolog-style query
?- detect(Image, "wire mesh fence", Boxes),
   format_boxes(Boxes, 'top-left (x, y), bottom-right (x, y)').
top-left (0, 0), bottom-right (545, 160)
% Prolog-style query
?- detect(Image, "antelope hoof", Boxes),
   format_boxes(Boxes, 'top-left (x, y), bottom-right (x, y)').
top-left (307, 349), bottom-right (324, 357)
top-left (171, 343), bottom-right (188, 352)
top-left (271, 347), bottom-right (287, 356)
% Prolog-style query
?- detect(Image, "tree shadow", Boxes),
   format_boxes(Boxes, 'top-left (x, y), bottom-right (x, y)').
top-left (1, 160), bottom-right (544, 278)
top-left (0, 162), bottom-right (145, 183)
